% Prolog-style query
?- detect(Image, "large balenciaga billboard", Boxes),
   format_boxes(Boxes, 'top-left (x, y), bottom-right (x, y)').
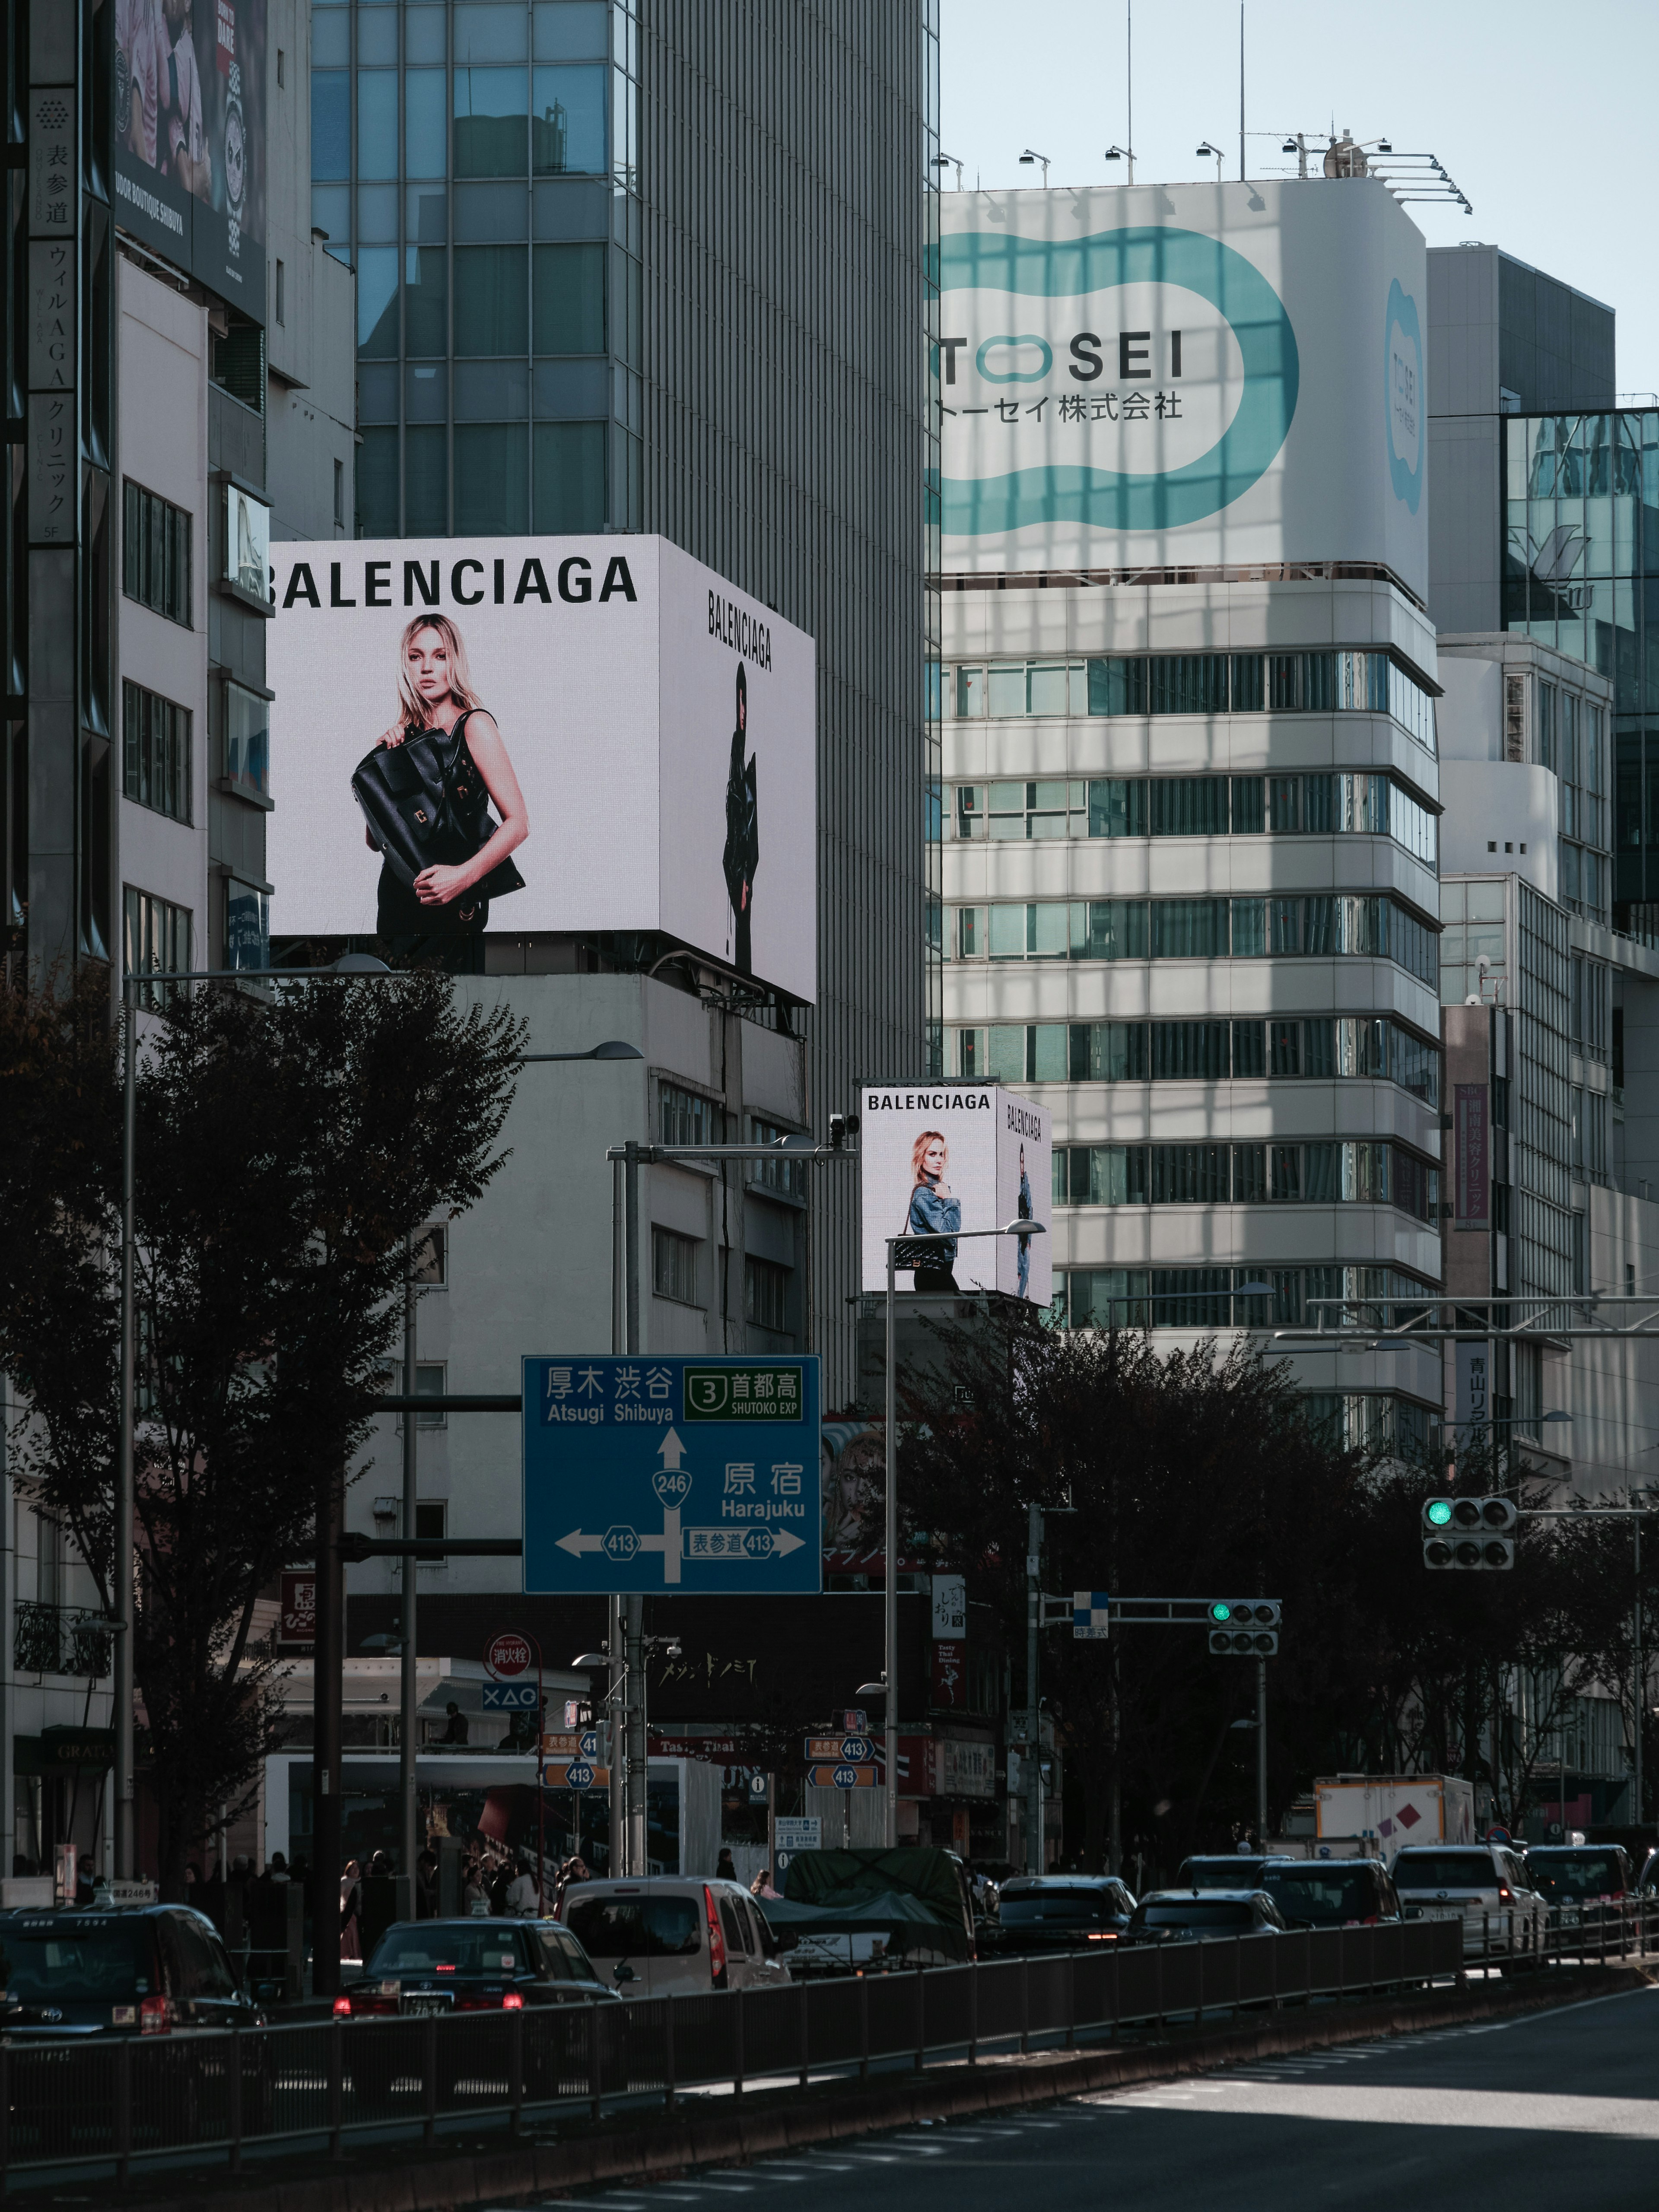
top-left (266, 537), bottom-right (818, 1004)
top-left (937, 180), bottom-right (1427, 597)
top-left (115, 0), bottom-right (266, 315)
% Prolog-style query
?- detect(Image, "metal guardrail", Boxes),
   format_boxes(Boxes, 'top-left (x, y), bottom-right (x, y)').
top-left (0, 1919), bottom-right (1469, 2186)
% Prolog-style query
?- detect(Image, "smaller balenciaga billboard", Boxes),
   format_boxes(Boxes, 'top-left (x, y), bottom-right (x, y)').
top-left (266, 536), bottom-right (817, 1004)
top-left (859, 1084), bottom-right (1052, 1305)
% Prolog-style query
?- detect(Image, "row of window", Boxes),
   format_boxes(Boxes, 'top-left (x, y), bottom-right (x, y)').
top-left (950, 773), bottom-right (1437, 865)
top-left (649, 1226), bottom-right (791, 1328)
top-left (358, 242), bottom-right (606, 361)
top-left (955, 1015), bottom-right (1440, 1103)
top-left (1052, 1139), bottom-right (1440, 1221)
top-left (122, 682), bottom-right (190, 826)
top-left (123, 481), bottom-right (191, 629)
top-left (944, 652), bottom-right (1437, 751)
top-left (948, 895), bottom-right (1440, 987)
top-left (314, 63), bottom-right (610, 186)
top-left (658, 1086), bottom-right (808, 1201)
top-left (1048, 1261), bottom-right (1435, 1332)
top-left (358, 420), bottom-right (605, 539)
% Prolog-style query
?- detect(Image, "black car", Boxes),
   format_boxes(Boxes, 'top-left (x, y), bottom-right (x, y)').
top-left (1123, 1889), bottom-right (1290, 1944)
top-left (0, 1904), bottom-right (261, 2037)
top-left (340, 1920), bottom-right (623, 2105)
top-left (1176, 1855), bottom-right (1281, 1891)
top-left (992, 1877), bottom-right (1137, 1951)
top-left (1526, 1845), bottom-right (1632, 1921)
top-left (339, 1917), bottom-right (619, 2017)
top-left (1259, 1859), bottom-right (1401, 1929)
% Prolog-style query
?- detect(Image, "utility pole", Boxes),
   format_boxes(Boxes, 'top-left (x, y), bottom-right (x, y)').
top-left (398, 1234), bottom-right (418, 1914)
top-left (1026, 1501), bottom-right (1043, 1873)
top-left (1635, 1512), bottom-right (1643, 1829)
top-left (1256, 1656), bottom-right (1268, 1846)
top-left (617, 1141), bottom-right (643, 1878)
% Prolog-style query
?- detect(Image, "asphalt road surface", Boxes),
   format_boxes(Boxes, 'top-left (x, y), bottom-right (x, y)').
top-left (558, 1985), bottom-right (1659, 2212)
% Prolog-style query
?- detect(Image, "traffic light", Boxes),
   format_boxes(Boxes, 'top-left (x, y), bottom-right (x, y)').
top-left (1422, 1496), bottom-right (1517, 1570)
top-left (1207, 1599), bottom-right (1280, 1655)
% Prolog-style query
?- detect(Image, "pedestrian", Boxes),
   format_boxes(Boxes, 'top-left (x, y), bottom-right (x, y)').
top-left (416, 1845), bottom-right (439, 1919)
top-left (750, 1866), bottom-right (779, 1901)
top-left (554, 1854), bottom-right (589, 1913)
top-left (463, 1853), bottom-right (488, 1916)
top-left (505, 1853), bottom-right (538, 1916)
top-left (340, 1857), bottom-right (363, 1960)
top-left (439, 1700), bottom-right (469, 1745)
top-left (486, 1852), bottom-right (512, 1916)
top-left (715, 1847), bottom-right (738, 1883)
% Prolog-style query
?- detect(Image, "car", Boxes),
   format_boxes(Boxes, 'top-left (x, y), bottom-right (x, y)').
top-left (1176, 1854), bottom-right (1281, 1891)
top-left (1389, 1844), bottom-right (1546, 1962)
top-left (338, 1918), bottom-right (623, 2107)
top-left (1259, 1859), bottom-right (1401, 1929)
top-left (1122, 1889), bottom-right (1289, 1944)
top-left (991, 1876), bottom-right (1137, 1951)
top-left (1524, 1845), bottom-right (1632, 1926)
top-left (559, 1879), bottom-right (790, 1996)
top-left (337, 1916), bottom-right (618, 2016)
top-left (1639, 1848), bottom-right (1659, 1897)
top-left (0, 1903), bottom-right (262, 2036)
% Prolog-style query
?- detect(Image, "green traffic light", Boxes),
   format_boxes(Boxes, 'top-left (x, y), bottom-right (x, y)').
top-left (1209, 1601), bottom-right (1232, 1623)
top-left (1426, 1499), bottom-right (1454, 1527)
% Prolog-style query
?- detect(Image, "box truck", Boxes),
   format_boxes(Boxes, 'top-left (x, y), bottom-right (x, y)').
top-left (1314, 1775), bottom-right (1474, 1856)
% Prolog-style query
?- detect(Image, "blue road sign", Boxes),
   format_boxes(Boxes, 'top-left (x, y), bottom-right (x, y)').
top-left (1072, 1590), bottom-right (1112, 1642)
top-left (840, 1735), bottom-right (871, 1762)
top-left (482, 1681), bottom-right (540, 1711)
top-left (578, 1730), bottom-right (600, 1760)
top-left (832, 1764), bottom-right (860, 1789)
top-left (522, 1356), bottom-right (821, 1595)
top-left (565, 1761), bottom-right (595, 1790)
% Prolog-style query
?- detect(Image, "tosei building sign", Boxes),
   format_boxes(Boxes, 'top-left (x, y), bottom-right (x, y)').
top-left (936, 179), bottom-right (1427, 596)
top-left (266, 536), bottom-right (816, 1002)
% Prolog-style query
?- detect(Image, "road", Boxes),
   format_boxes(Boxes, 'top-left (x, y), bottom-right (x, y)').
top-left (561, 1985), bottom-right (1659, 2212)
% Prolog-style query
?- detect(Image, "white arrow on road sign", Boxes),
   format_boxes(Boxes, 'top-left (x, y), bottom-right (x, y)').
top-left (555, 1507), bottom-right (685, 1584)
top-left (556, 1516), bottom-right (803, 1579)
top-left (658, 1428), bottom-right (687, 1471)
top-left (682, 1527), bottom-right (806, 1561)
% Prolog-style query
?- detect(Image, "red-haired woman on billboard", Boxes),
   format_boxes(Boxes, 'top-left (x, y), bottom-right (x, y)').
top-left (906, 1130), bottom-right (960, 1292)
top-left (359, 614), bottom-right (529, 944)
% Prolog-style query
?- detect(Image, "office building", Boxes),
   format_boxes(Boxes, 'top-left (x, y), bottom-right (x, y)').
top-left (307, 0), bottom-right (938, 1401)
top-left (934, 177), bottom-right (1444, 1452)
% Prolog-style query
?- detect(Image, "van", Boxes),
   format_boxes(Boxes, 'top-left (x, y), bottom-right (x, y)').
top-left (557, 1878), bottom-right (791, 1997)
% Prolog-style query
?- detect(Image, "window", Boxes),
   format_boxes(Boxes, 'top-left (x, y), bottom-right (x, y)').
top-left (274, 258), bottom-right (285, 325)
top-left (533, 422), bottom-right (605, 533)
top-left (311, 70), bottom-right (349, 181)
top-left (1052, 1141), bottom-right (1437, 1219)
top-left (122, 481), bottom-right (191, 626)
top-left (333, 459), bottom-right (344, 529)
top-left (122, 887), bottom-right (191, 1009)
top-left (405, 69), bottom-right (448, 178)
top-left (414, 1367), bottom-right (447, 1430)
top-left (121, 681), bottom-right (191, 823)
top-left (744, 1255), bottom-right (790, 1335)
top-left (748, 1118), bottom-right (805, 1200)
top-left (454, 66), bottom-right (529, 177)
top-left (415, 1501), bottom-right (447, 1559)
top-left (532, 64), bottom-right (608, 174)
top-left (276, 47), bottom-right (285, 88)
top-left (944, 771), bottom-right (1437, 860)
top-left (660, 1082), bottom-right (719, 1147)
top-left (653, 1227), bottom-right (700, 1307)
top-left (454, 245), bottom-right (529, 356)
top-left (534, 242), bottom-right (606, 354)
top-left (454, 426), bottom-right (528, 534)
top-left (413, 1224), bottom-right (448, 1284)
top-left (225, 880), bottom-right (269, 973)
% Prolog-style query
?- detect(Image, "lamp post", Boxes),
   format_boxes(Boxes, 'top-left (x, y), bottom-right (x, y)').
top-left (1103, 144), bottom-right (1136, 187)
top-left (1017, 148), bottom-right (1051, 188)
top-left (1197, 140), bottom-right (1225, 183)
top-left (880, 1220), bottom-right (1045, 1851)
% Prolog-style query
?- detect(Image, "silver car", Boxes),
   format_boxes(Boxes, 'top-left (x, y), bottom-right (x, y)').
top-left (558, 1879), bottom-right (791, 1997)
top-left (1390, 1844), bottom-right (1545, 1961)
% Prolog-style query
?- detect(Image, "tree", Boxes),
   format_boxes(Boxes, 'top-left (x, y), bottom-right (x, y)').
top-left (0, 966), bottom-right (524, 1893)
top-left (894, 1309), bottom-right (1378, 1870)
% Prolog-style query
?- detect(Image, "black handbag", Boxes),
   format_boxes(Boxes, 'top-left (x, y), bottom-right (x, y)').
top-left (352, 710), bottom-right (525, 903)
top-left (892, 1191), bottom-right (936, 1274)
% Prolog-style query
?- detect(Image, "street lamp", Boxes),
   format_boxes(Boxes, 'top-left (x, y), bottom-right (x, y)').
top-left (1104, 144), bottom-right (1136, 186)
top-left (933, 151), bottom-right (964, 190)
top-left (1196, 140), bottom-right (1224, 182)
top-left (1017, 148), bottom-right (1050, 188)
top-left (880, 1220), bottom-right (1045, 1849)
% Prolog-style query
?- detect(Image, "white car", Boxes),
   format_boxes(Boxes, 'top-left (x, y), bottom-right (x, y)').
top-left (1390, 1844), bottom-right (1545, 1962)
top-left (557, 1878), bottom-right (791, 1997)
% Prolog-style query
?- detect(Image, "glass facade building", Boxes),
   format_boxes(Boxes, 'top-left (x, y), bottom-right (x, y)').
top-left (1503, 408), bottom-right (1659, 932)
top-left (314, 0), bottom-right (938, 1398)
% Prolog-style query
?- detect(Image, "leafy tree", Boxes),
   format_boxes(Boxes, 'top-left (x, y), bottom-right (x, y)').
top-left (0, 966), bottom-right (523, 1894)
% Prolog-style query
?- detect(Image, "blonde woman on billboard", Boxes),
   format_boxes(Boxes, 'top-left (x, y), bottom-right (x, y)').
top-left (356, 614), bottom-right (529, 944)
top-left (906, 1130), bottom-right (960, 1292)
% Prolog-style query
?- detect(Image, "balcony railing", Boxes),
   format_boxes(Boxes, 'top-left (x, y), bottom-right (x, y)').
top-left (15, 1602), bottom-right (115, 1678)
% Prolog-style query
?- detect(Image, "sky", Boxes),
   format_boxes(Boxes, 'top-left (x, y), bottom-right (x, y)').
top-left (939, 0), bottom-right (1659, 396)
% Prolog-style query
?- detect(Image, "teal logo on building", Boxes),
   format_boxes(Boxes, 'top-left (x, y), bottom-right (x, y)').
top-left (937, 226), bottom-right (1300, 537)
top-left (1384, 278), bottom-right (1423, 515)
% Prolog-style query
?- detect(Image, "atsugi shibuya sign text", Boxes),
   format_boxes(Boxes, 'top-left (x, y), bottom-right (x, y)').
top-left (936, 180), bottom-right (1429, 597)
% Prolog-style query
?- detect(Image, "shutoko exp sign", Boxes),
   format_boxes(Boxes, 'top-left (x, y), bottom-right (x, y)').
top-left (521, 1356), bottom-right (822, 1595)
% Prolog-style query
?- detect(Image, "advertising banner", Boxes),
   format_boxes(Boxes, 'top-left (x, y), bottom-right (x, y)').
top-left (266, 537), bottom-right (817, 1003)
top-left (1455, 1083), bottom-right (1490, 1225)
top-left (937, 179), bottom-right (1427, 597)
top-left (859, 1084), bottom-right (1052, 1303)
top-left (276, 1567), bottom-right (315, 1653)
top-left (115, 0), bottom-right (266, 317)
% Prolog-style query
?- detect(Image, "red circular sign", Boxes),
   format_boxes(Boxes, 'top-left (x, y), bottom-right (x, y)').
top-left (485, 1633), bottom-right (533, 1680)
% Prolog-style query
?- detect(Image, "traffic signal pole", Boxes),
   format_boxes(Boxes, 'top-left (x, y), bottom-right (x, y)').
top-left (1026, 1502), bottom-right (1043, 1873)
top-left (1256, 1657), bottom-right (1268, 1846)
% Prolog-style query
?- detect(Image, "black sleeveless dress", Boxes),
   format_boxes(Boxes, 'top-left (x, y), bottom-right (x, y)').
top-left (372, 714), bottom-right (489, 941)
